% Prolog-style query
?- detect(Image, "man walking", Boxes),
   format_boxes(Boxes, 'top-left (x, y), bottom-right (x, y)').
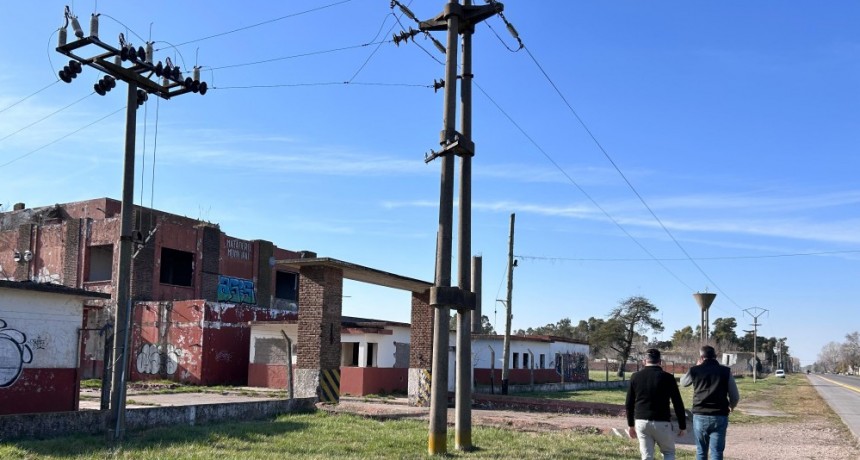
top-left (681, 345), bottom-right (740, 460)
top-left (626, 348), bottom-right (687, 460)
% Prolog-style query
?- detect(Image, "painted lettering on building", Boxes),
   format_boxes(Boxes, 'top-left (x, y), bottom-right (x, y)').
top-left (225, 238), bottom-right (251, 261)
top-left (0, 318), bottom-right (33, 388)
top-left (217, 275), bottom-right (257, 304)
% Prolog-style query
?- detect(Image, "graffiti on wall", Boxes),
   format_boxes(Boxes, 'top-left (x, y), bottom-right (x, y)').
top-left (0, 318), bottom-right (33, 388)
top-left (217, 275), bottom-right (257, 304)
top-left (136, 343), bottom-right (182, 375)
top-left (225, 238), bottom-right (251, 261)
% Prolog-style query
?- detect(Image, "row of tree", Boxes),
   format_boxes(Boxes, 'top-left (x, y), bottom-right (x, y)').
top-left (513, 295), bottom-right (793, 376)
top-left (814, 332), bottom-right (859, 374)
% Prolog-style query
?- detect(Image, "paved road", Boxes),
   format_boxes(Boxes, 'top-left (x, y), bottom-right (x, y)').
top-left (808, 373), bottom-right (860, 442)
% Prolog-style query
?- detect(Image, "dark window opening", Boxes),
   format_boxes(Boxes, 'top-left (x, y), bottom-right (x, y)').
top-left (349, 343), bottom-right (359, 366)
top-left (512, 352), bottom-right (520, 369)
top-left (523, 353), bottom-right (530, 369)
top-left (87, 245), bottom-right (113, 282)
top-left (366, 343), bottom-right (375, 367)
top-left (159, 247), bottom-right (194, 286)
top-left (539, 354), bottom-right (546, 369)
top-left (275, 271), bottom-right (298, 301)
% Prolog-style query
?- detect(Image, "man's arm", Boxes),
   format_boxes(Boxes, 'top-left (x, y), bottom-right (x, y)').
top-left (669, 379), bottom-right (687, 431)
top-left (727, 374), bottom-right (740, 410)
top-left (680, 370), bottom-right (693, 387)
top-left (625, 380), bottom-right (636, 428)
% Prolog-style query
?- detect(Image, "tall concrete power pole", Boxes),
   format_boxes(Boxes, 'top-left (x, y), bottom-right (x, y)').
top-left (501, 213), bottom-right (515, 395)
top-left (55, 7), bottom-right (207, 441)
top-left (413, 0), bottom-right (501, 454)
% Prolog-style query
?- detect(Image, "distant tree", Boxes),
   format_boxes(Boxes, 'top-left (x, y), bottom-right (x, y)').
top-left (841, 332), bottom-right (860, 372)
top-left (450, 314), bottom-right (497, 334)
top-left (591, 296), bottom-right (664, 379)
top-left (817, 341), bottom-right (843, 373)
top-left (671, 326), bottom-right (695, 345)
top-left (711, 317), bottom-right (738, 347)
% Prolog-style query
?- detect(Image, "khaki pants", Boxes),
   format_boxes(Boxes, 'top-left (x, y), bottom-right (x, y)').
top-left (634, 419), bottom-right (676, 460)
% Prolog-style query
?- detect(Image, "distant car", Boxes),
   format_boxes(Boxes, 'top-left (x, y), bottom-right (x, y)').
top-left (775, 369), bottom-right (785, 378)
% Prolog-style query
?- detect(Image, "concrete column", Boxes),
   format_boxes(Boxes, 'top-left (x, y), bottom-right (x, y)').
top-left (408, 290), bottom-right (433, 406)
top-left (254, 240), bottom-right (274, 308)
top-left (295, 265), bottom-right (342, 403)
top-left (358, 342), bottom-right (368, 368)
top-left (199, 224), bottom-right (221, 302)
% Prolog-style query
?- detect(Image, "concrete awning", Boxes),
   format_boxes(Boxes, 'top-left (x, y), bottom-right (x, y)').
top-left (275, 257), bottom-right (431, 293)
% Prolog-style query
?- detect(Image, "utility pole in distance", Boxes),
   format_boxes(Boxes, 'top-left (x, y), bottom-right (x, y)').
top-left (743, 307), bottom-right (768, 383)
top-left (501, 213), bottom-right (515, 395)
top-left (55, 7), bottom-right (208, 442)
top-left (411, 0), bottom-right (502, 454)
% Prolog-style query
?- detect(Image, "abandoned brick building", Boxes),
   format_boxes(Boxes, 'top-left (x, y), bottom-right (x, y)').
top-left (0, 198), bottom-right (435, 404)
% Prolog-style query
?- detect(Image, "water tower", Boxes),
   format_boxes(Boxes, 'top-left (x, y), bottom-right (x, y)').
top-left (693, 292), bottom-right (716, 344)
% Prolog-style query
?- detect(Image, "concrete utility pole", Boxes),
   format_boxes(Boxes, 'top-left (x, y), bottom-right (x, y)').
top-left (743, 307), bottom-right (768, 383)
top-left (416, 1), bottom-right (501, 454)
top-left (470, 255), bottom-right (482, 333)
top-left (501, 213), bottom-right (515, 395)
top-left (55, 8), bottom-right (207, 441)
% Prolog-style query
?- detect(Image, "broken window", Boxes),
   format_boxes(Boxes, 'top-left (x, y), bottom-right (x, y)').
top-left (87, 244), bottom-right (113, 282)
top-left (342, 342), bottom-right (359, 366)
top-left (275, 271), bottom-right (298, 302)
top-left (523, 353), bottom-right (530, 369)
top-left (539, 354), bottom-right (546, 369)
top-left (159, 247), bottom-right (194, 286)
top-left (512, 352), bottom-right (520, 369)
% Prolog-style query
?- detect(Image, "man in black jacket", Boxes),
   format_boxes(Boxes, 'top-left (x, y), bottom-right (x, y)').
top-left (626, 348), bottom-right (687, 460)
top-left (681, 345), bottom-right (740, 460)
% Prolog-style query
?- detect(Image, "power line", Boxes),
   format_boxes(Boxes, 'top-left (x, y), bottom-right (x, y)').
top-left (516, 249), bottom-right (860, 263)
top-left (521, 42), bottom-right (742, 310)
top-left (211, 81), bottom-right (432, 90)
top-left (0, 92), bottom-right (96, 144)
top-left (473, 81), bottom-right (695, 293)
top-left (163, 0), bottom-right (354, 50)
top-left (208, 41), bottom-right (392, 71)
top-left (0, 106), bottom-right (125, 168)
top-left (0, 81), bottom-right (60, 115)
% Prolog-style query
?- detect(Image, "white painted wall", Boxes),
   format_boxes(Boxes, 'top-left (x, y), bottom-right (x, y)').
top-left (342, 325), bottom-right (410, 368)
top-left (249, 323), bottom-right (298, 364)
top-left (0, 287), bottom-right (85, 371)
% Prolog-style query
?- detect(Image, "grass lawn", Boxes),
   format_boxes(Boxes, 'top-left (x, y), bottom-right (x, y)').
top-left (588, 369), bottom-right (625, 382)
top-left (526, 387), bottom-right (629, 405)
top-left (0, 411), bottom-right (696, 460)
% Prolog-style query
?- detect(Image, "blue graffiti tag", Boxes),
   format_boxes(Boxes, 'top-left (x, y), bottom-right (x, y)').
top-left (217, 275), bottom-right (257, 304)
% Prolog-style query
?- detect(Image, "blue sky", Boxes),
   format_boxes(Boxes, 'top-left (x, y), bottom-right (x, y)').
top-left (1, 1), bottom-right (858, 366)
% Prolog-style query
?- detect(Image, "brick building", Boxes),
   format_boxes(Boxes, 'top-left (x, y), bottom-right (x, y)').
top-left (0, 199), bottom-right (435, 404)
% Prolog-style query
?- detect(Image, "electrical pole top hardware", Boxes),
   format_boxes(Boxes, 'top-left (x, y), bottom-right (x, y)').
top-left (419, 2), bottom-right (503, 33)
top-left (56, 30), bottom-right (208, 100)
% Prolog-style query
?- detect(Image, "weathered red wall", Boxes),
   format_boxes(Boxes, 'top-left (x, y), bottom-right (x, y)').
top-left (474, 368), bottom-right (581, 385)
top-left (340, 367), bottom-right (408, 396)
top-left (248, 363), bottom-right (290, 388)
top-left (0, 368), bottom-right (78, 415)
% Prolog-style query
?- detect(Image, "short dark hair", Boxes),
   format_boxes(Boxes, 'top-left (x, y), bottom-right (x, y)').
top-left (700, 345), bottom-right (717, 359)
top-left (645, 348), bottom-right (661, 364)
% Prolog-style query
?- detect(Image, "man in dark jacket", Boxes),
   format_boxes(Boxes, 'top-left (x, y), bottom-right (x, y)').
top-left (681, 345), bottom-right (740, 460)
top-left (626, 348), bottom-right (687, 460)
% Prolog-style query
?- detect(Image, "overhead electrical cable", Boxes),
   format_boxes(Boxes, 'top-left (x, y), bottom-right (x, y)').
top-left (212, 81), bottom-right (432, 90)
top-left (0, 81), bottom-right (60, 115)
top-left (516, 249), bottom-right (860, 263)
top-left (163, 0), bottom-right (353, 50)
top-left (0, 92), bottom-right (96, 144)
top-left (519, 43), bottom-right (743, 311)
top-left (208, 41), bottom-right (393, 71)
top-left (473, 82), bottom-right (695, 294)
top-left (0, 106), bottom-right (125, 168)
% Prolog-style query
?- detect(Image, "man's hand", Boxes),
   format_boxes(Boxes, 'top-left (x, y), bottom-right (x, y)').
top-left (678, 429), bottom-right (686, 437)
top-left (627, 426), bottom-right (637, 439)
